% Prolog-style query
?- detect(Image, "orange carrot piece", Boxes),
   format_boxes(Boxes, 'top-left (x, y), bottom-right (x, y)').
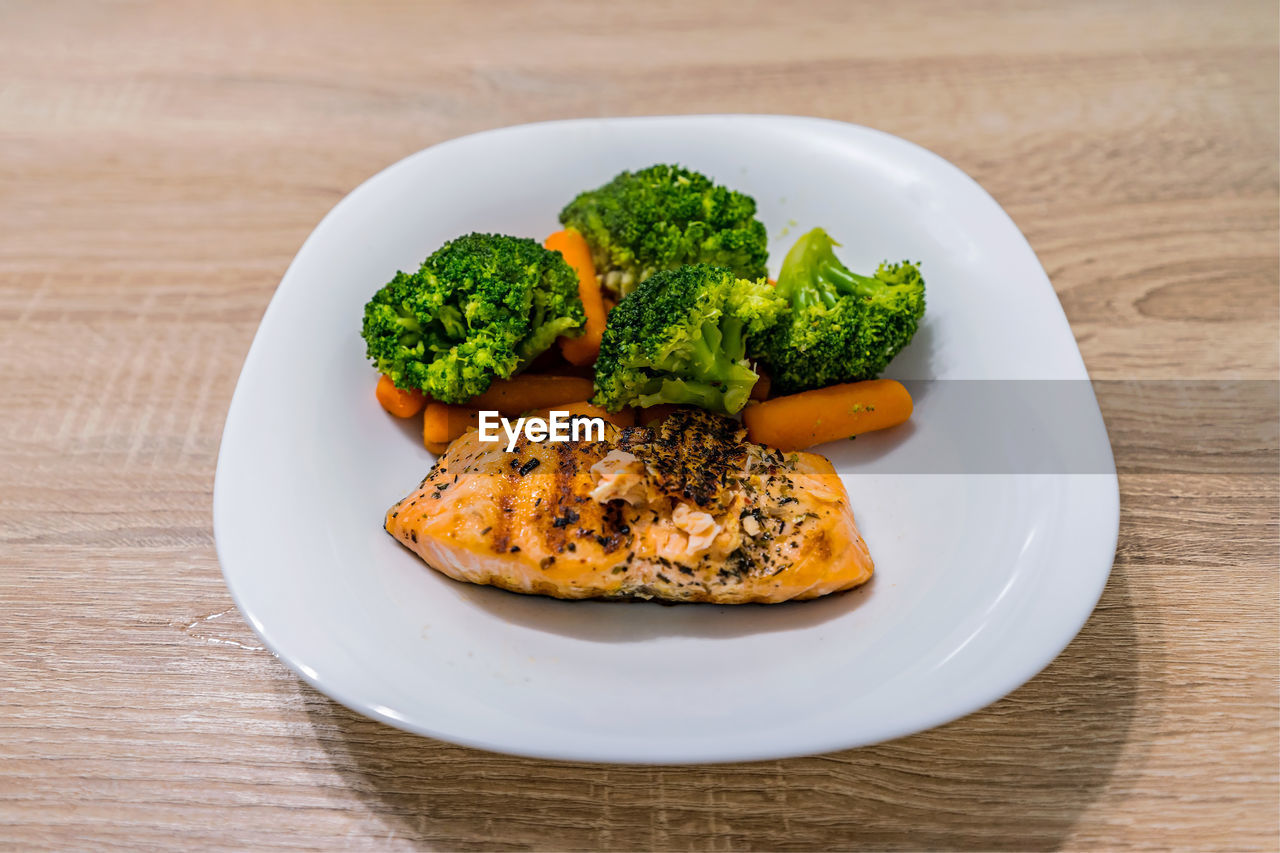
top-left (741, 379), bottom-right (913, 451)
top-left (546, 230), bottom-right (606, 366)
top-left (422, 402), bottom-right (481, 447)
top-left (376, 374), bottom-right (427, 418)
top-left (527, 401), bottom-right (635, 429)
top-left (424, 440), bottom-right (451, 456)
top-left (469, 374), bottom-right (594, 415)
top-left (750, 368), bottom-right (771, 402)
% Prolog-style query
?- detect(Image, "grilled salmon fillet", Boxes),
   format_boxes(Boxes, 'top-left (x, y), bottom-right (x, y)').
top-left (385, 409), bottom-right (873, 603)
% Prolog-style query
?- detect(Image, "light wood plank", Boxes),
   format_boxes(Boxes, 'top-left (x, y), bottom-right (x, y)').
top-left (1, 0), bottom-right (1276, 849)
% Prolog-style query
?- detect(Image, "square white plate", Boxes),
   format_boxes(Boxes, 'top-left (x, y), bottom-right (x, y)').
top-left (214, 116), bottom-right (1118, 763)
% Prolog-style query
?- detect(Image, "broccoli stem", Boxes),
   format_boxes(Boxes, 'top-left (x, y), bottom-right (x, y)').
top-left (642, 315), bottom-right (758, 413)
top-left (816, 258), bottom-right (881, 300)
top-left (434, 305), bottom-right (465, 340)
top-left (777, 226), bottom-right (883, 310)
top-left (639, 378), bottom-right (735, 412)
top-left (719, 316), bottom-right (745, 360)
top-left (684, 322), bottom-right (722, 380)
top-left (683, 318), bottom-right (752, 382)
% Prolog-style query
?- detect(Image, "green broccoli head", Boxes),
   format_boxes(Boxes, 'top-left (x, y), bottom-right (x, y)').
top-left (751, 227), bottom-right (925, 394)
top-left (362, 233), bottom-right (584, 403)
top-left (559, 164), bottom-right (769, 298)
top-left (592, 264), bottom-right (785, 415)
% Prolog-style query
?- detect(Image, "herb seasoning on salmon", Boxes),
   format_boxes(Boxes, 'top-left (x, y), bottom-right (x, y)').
top-left (384, 409), bottom-right (873, 603)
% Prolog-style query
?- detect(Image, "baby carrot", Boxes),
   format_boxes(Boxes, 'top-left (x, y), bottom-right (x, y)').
top-left (741, 379), bottom-right (913, 451)
top-left (376, 374), bottom-right (427, 418)
top-left (546, 230), bottom-right (607, 366)
top-left (422, 401), bottom-right (481, 447)
top-left (469, 374), bottom-right (595, 414)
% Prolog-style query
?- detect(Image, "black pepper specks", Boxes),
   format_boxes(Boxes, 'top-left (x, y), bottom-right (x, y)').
top-left (552, 508), bottom-right (579, 529)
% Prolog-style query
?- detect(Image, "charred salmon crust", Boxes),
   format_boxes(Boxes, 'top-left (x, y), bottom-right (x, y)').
top-left (385, 409), bottom-right (873, 603)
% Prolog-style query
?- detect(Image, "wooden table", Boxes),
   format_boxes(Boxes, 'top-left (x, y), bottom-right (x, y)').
top-left (3, 1), bottom-right (1276, 849)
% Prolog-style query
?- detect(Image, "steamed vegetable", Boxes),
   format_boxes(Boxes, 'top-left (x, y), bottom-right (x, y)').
top-left (741, 379), bottom-right (913, 451)
top-left (545, 230), bottom-right (607, 366)
top-left (469, 374), bottom-right (595, 415)
top-left (362, 233), bottom-right (585, 403)
top-left (559, 164), bottom-right (768, 298)
top-left (592, 264), bottom-right (785, 415)
top-left (375, 374), bottom-right (426, 417)
top-left (422, 401), bottom-right (481, 447)
top-left (751, 228), bottom-right (925, 394)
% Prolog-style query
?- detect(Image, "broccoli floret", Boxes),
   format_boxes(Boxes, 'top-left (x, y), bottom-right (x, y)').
top-left (752, 228), bottom-right (925, 394)
top-left (362, 233), bottom-right (584, 403)
top-left (559, 164), bottom-right (769, 298)
top-left (592, 264), bottom-right (784, 415)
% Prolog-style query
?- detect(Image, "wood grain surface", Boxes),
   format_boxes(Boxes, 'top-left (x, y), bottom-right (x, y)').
top-left (1, 0), bottom-right (1277, 849)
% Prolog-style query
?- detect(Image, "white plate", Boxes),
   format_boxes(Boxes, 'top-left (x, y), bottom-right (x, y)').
top-left (214, 116), bottom-right (1118, 763)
